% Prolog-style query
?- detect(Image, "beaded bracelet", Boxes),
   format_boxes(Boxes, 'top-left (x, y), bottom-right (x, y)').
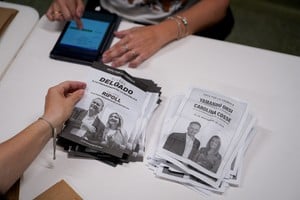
top-left (167, 16), bottom-right (183, 39)
top-left (175, 15), bottom-right (188, 36)
top-left (38, 117), bottom-right (57, 160)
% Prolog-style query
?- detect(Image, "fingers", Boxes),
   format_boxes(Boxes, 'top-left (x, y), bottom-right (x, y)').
top-left (75, 0), bottom-right (85, 17)
top-left (112, 50), bottom-right (143, 68)
top-left (46, 2), bottom-right (64, 21)
top-left (114, 27), bottom-right (139, 38)
top-left (74, 0), bottom-right (84, 29)
top-left (102, 26), bottom-right (160, 68)
top-left (102, 41), bottom-right (145, 68)
top-left (128, 54), bottom-right (146, 68)
top-left (108, 50), bottom-right (140, 67)
top-left (101, 32), bottom-right (140, 67)
top-left (56, 0), bottom-right (73, 20)
top-left (58, 81), bottom-right (86, 91)
top-left (113, 29), bottom-right (130, 38)
top-left (59, 81), bottom-right (86, 94)
top-left (67, 88), bottom-right (85, 106)
top-left (46, 0), bottom-right (84, 29)
top-left (75, 17), bottom-right (83, 30)
top-left (43, 81), bottom-right (86, 127)
top-left (62, 81), bottom-right (86, 106)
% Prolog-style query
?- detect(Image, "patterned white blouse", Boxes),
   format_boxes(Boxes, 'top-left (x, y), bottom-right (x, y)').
top-left (100, 0), bottom-right (200, 24)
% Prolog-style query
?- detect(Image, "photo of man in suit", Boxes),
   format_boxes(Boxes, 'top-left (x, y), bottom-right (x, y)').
top-left (163, 121), bottom-right (201, 160)
top-left (63, 98), bottom-right (105, 144)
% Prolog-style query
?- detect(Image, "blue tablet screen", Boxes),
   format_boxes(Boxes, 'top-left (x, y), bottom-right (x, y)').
top-left (60, 18), bottom-right (110, 50)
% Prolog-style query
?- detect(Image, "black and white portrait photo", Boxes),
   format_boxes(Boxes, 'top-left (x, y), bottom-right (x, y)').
top-left (163, 121), bottom-right (201, 160)
top-left (192, 135), bottom-right (222, 173)
top-left (101, 112), bottom-right (128, 150)
top-left (63, 97), bottom-right (105, 145)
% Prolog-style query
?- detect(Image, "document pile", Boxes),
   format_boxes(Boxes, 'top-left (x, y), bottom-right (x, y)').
top-left (147, 87), bottom-right (256, 195)
top-left (57, 63), bottom-right (161, 166)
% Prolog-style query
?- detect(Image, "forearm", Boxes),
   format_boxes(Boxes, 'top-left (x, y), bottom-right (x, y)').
top-left (0, 120), bottom-right (52, 194)
top-left (0, 81), bottom-right (85, 194)
top-left (155, 0), bottom-right (230, 45)
top-left (177, 0), bottom-right (230, 34)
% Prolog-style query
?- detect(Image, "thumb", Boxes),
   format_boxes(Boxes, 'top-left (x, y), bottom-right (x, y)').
top-left (114, 30), bottom-right (128, 38)
top-left (68, 89), bottom-right (85, 105)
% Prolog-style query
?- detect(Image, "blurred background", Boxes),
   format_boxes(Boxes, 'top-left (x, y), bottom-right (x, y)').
top-left (2, 0), bottom-right (300, 57)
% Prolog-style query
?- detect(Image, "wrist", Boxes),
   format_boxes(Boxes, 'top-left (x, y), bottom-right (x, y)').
top-left (155, 20), bottom-right (179, 45)
top-left (38, 117), bottom-right (57, 137)
top-left (166, 15), bottom-right (189, 39)
top-left (38, 117), bottom-right (58, 160)
top-left (36, 118), bottom-right (53, 139)
top-left (41, 113), bottom-right (63, 130)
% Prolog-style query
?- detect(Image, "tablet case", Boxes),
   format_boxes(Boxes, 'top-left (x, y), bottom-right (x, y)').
top-left (50, 10), bottom-right (121, 66)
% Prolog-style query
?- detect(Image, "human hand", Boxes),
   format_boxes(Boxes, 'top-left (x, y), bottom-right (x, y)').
top-left (46, 0), bottom-right (85, 29)
top-left (42, 81), bottom-right (86, 130)
top-left (102, 24), bottom-right (169, 68)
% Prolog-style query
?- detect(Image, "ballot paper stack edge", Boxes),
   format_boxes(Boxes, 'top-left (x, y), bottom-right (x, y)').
top-left (146, 87), bottom-right (257, 195)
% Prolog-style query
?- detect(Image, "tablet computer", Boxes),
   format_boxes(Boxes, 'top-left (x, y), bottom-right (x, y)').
top-left (50, 10), bottom-right (121, 65)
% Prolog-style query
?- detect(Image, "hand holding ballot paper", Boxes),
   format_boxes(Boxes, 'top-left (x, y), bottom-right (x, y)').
top-left (57, 63), bottom-right (161, 165)
top-left (56, 63), bottom-right (257, 196)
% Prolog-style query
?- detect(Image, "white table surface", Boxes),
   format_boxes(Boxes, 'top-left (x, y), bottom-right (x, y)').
top-left (0, 1), bottom-right (39, 81)
top-left (0, 16), bottom-right (300, 200)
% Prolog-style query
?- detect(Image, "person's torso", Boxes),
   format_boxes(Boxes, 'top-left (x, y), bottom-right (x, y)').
top-left (100, 0), bottom-right (199, 24)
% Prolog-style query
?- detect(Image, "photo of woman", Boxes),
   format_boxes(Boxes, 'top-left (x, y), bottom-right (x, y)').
top-left (101, 112), bottom-right (128, 150)
top-left (192, 135), bottom-right (222, 173)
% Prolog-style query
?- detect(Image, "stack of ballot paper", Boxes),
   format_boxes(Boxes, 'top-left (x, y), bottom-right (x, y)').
top-left (57, 63), bottom-right (161, 166)
top-left (147, 87), bottom-right (256, 195)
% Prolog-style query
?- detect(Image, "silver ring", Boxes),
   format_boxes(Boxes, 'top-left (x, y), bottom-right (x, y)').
top-left (52, 10), bottom-right (63, 16)
top-left (130, 50), bottom-right (137, 57)
top-left (122, 44), bottom-right (129, 52)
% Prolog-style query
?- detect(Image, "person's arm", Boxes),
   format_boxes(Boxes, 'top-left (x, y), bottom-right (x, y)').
top-left (0, 81), bottom-right (86, 194)
top-left (101, 0), bottom-right (230, 68)
top-left (169, 0), bottom-right (230, 37)
top-left (46, 0), bottom-right (85, 29)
